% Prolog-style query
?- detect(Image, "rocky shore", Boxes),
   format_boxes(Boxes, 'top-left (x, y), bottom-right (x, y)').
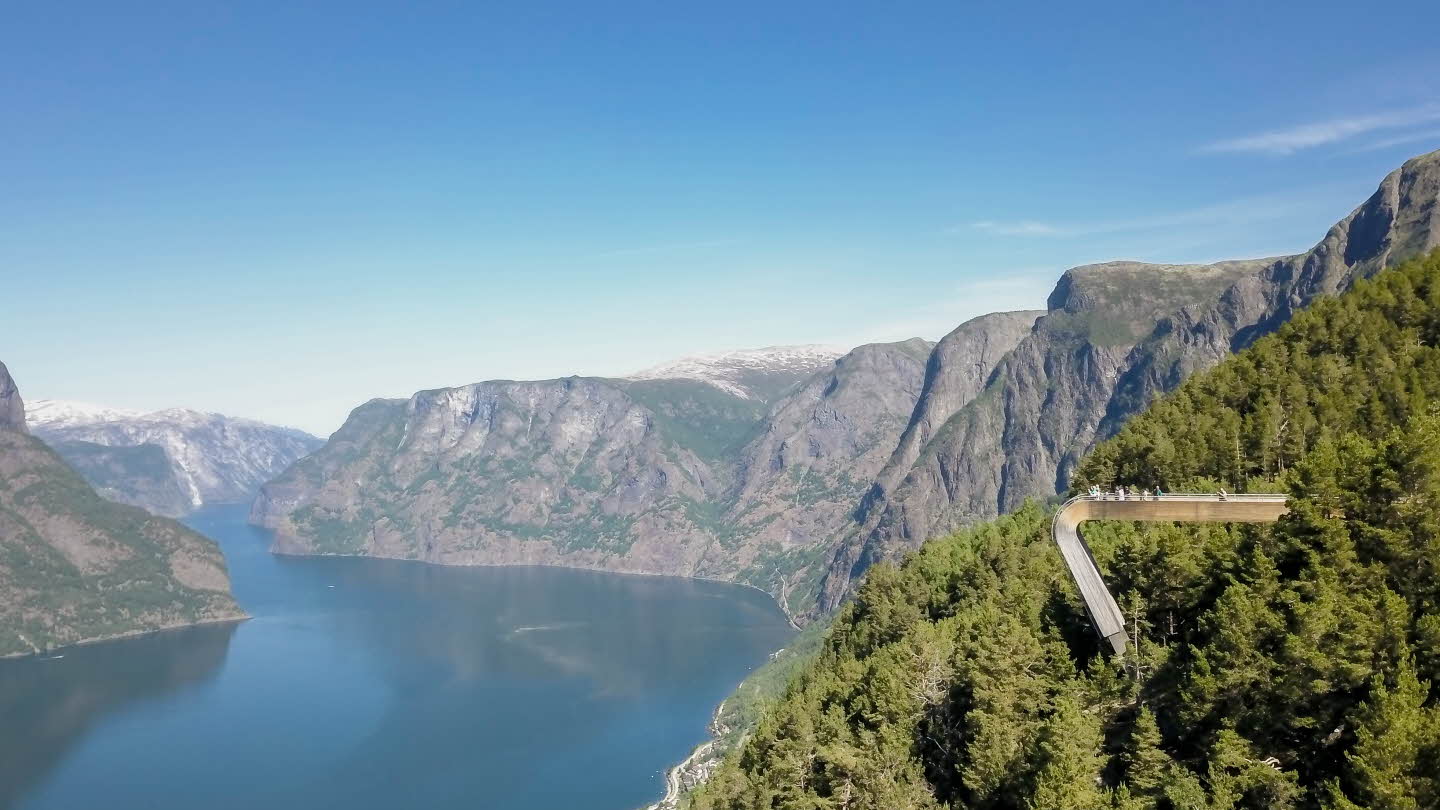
top-left (644, 699), bottom-right (733, 810)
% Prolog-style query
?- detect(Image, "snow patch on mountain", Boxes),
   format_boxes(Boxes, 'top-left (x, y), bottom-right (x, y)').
top-left (27, 399), bottom-right (323, 510)
top-left (25, 400), bottom-right (148, 427)
top-left (627, 345), bottom-right (845, 399)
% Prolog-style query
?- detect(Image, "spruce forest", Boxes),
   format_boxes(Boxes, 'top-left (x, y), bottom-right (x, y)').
top-left (686, 250), bottom-right (1440, 809)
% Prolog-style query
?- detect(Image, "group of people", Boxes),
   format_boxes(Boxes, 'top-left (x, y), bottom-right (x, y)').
top-left (1086, 485), bottom-right (1165, 501)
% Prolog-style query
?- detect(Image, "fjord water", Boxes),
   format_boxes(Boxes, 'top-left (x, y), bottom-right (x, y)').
top-left (0, 505), bottom-right (794, 809)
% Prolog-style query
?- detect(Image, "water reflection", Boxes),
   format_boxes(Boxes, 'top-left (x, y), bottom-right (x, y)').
top-left (294, 557), bottom-right (789, 697)
top-left (0, 623), bottom-right (236, 807)
top-left (4, 507), bottom-right (793, 810)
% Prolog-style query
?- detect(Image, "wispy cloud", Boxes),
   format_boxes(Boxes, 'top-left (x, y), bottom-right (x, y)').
top-left (969, 221), bottom-right (1064, 237)
top-left (1198, 104), bottom-right (1440, 155)
top-left (959, 193), bottom-right (1310, 240)
top-left (1342, 128), bottom-right (1440, 154)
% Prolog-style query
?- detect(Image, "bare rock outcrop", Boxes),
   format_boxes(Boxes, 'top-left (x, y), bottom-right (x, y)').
top-left (0, 362), bottom-right (24, 432)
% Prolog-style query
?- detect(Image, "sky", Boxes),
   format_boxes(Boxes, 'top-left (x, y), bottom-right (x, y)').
top-left (4, 1), bottom-right (1440, 436)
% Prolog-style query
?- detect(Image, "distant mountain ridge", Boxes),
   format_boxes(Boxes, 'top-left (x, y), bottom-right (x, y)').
top-left (627, 344), bottom-right (847, 399)
top-left (29, 399), bottom-right (322, 516)
top-left (0, 363), bottom-right (243, 657)
top-left (256, 149), bottom-right (1440, 622)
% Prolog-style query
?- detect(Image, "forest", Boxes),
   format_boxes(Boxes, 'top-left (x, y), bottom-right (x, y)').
top-left (685, 250), bottom-right (1440, 809)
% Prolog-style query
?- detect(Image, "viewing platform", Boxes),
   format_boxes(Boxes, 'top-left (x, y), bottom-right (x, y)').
top-left (1052, 492), bottom-right (1290, 655)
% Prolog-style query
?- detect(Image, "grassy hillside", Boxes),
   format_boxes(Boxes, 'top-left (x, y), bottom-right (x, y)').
top-left (685, 250), bottom-right (1440, 809)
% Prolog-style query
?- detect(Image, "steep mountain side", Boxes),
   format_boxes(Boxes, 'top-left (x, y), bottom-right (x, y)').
top-left (252, 332), bottom-right (1036, 612)
top-left (253, 378), bottom-right (729, 575)
top-left (871, 310), bottom-right (1045, 493)
top-left (613, 378), bottom-right (770, 464)
top-left (48, 440), bottom-right (193, 518)
top-left (687, 249), bottom-right (1440, 810)
top-left (819, 149), bottom-right (1440, 614)
top-left (0, 362), bottom-right (22, 431)
top-left (28, 400), bottom-right (322, 513)
top-left (0, 365), bottom-right (244, 658)
top-left (719, 339), bottom-right (935, 610)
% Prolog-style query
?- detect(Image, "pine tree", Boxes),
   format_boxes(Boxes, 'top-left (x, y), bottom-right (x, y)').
top-left (1121, 707), bottom-right (1171, 805)
top-left (1325, 657), bottom-right (1440, 810)
top-left (1028, 695), bottom-right (1110, 810)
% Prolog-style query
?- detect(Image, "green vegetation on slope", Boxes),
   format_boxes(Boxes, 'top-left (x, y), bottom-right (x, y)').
top-left (49, 439), bottom-right (192, 517)
top-left (1075, 253), bottom-right (1440, 493)
top-left (617, 378), bottom-right (769, 463)
top-left (686, 250), bottom-right (1440, 809)
top-left (714, 621), bottom-right (831, 750)
top-left (0, 432), bottom-right (243, 657)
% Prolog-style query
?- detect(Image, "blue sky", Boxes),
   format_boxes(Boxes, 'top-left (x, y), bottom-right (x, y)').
top-left (4, 1), bottom-right (1439, 436)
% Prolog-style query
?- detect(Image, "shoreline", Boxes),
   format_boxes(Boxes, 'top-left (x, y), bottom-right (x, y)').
top-left (643, 697), bottom-right (731, 810)
top-left (0, 612), bottom-right (249, 661)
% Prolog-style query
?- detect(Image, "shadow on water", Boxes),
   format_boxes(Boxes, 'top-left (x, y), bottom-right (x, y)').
top-left (0, 623), bottom-right (237, 808)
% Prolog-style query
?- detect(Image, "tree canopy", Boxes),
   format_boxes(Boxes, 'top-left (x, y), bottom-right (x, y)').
top-left (685, 250), bottom-right (1440, 810)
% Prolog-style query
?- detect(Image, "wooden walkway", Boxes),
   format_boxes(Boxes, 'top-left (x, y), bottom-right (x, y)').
top-left (1051, 493), bottom-right (1290, 654)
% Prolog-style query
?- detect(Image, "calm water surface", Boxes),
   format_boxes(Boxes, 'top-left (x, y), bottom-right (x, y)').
top-left (0, 505), bottom-right (794, 809)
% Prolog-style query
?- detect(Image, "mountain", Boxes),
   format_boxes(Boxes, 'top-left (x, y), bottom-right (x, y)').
top-left (254, 378), bottom-right (731, 574)
top-left (716, 338), bottom-right (936, 611)
top-left (255, 151), bottom-right (1440, 624)
top-left (28, 399), bottom-right (322, 516)
top-left (685, 248), bottom-right (1440, 810)
top-left (815, 148), bottom-right (1440, 615)
top-left (252, 337), bottom-right (1035, 613)
top-left (0, 363), bottom-right (244, 658)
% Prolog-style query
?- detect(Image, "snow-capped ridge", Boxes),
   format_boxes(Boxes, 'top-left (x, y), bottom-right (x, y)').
top-left (27, 399), bottom-right (312, 435)
top-left (627, 345), bottom-right (845, 398)
top-left (25, 399), bottom-right (149, 427)
top-left (26, 399), bottom-right (324, 513)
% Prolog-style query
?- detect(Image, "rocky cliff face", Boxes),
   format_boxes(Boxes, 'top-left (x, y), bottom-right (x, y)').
top-left (254, 378), bottom-right (726, 576)
top-left (252, 338), bottom-right (1033, 613)
top-left (718, 338), bottom-right (935, 612)
top-left (0, 362), bottom-right (24, 432)
top-left (871, 310), bottom-right (1046, 490)
top-left (28, 400), bottom-right (322, 514)
top-left (814, 149), bottom-right (1440, 613)
top-left (0, 366), bottom-right (245, 657)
